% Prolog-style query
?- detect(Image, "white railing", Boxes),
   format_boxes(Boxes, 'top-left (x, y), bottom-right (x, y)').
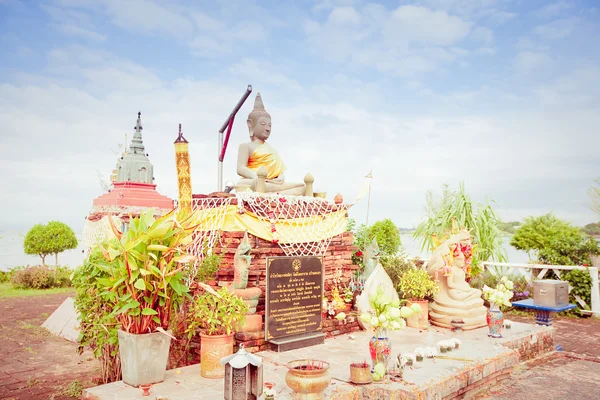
top-left (481, 262), bottom-right (599, 316)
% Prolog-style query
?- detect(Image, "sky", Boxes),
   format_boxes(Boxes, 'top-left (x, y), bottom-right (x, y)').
top-left (0, 0), bottom-right (599, 234)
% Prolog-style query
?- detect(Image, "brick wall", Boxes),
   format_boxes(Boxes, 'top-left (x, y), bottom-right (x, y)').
top-left (190, 229), bottom-right (360, 353)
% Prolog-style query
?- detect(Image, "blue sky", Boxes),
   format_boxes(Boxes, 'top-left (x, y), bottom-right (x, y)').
top-left (1, 0), bottom-right (599, 233)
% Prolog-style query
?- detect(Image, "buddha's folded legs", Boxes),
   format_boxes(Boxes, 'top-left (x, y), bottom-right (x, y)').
top-left (237, 178), bottom-right (306, 195)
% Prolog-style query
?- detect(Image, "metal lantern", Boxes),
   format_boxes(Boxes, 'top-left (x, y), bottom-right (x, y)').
top-left (220, 344), bottom-right (263, 400)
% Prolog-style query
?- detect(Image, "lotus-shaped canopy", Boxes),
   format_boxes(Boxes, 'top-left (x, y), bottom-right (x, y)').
top-left (220, 344), bottom-right (263, 368)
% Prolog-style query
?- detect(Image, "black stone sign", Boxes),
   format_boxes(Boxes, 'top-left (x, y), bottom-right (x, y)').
top-left (265, 256), bottom-right (323, 341)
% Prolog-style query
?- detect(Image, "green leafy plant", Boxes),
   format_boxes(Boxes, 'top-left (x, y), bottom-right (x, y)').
top-left (186, 286), bottom-right (248, 337)
top-left (24, 221), bottom-right (78, 266)
top-left (562, 269), bottom-right (592, 314)
top-left (72, 245), bottom-right (121, 384)
top-left (96, 209), bottom-right (198, 334)
top-left (510, 213), bottom-right (600, 265)
top-left (397, 268), bottom-right (438, 301)
top-left (380, 251), bottom-right (417, 293)
top-left (413, 182), bottom-right (506, 276)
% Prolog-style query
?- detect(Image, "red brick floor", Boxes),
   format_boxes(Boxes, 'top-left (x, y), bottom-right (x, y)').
top-left (0, 292), bottom-right (98, 399)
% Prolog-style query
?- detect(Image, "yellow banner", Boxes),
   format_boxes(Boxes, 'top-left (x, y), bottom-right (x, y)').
top-left (193, 205), bottom-right (347, 244)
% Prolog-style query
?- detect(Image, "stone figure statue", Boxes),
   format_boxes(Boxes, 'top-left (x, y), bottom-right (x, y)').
top-left (356, 238), bottom-right (399, 327)
top-left (360, 238), bottom-right (380, 282)
top-left (426, 229), bottom-right (487, 330)
top-left (226, 231), bottom-right (262, 314)
top-left (236, 93), bottom-right (306, 195)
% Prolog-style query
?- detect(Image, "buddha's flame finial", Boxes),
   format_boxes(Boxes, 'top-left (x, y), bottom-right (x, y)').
top-left (253, 92), bottom-right (265, 111)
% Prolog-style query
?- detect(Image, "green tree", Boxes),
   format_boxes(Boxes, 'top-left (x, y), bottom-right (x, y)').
top-left (367, 219), bottom-right (401, 256)
top-left (582, 222), bottom-right (600, 236)
top-left (413, 182), bottom-right (506, 276)
top-left (349, 218), bottom-right (401, 256)
top-left (23, 221), bottom-right (78, 266)
top-left (45, 221), bottom-right (78, 265)
top-left (24, 224), bottom-right (53, 266)
top-left (510, 213), bottom-right (599, 265)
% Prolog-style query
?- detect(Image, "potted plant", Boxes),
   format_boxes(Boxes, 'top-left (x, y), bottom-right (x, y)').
top-left (186, 283), bottom-right (249, 378)
top-left (397, 268), bottom-right (438, 329)
top-left (285, 359), bottom-right (331, 398)
top-left (359, 285), bottom-right (422, 378)
top-left (97, 209), bottom-right (197, 387)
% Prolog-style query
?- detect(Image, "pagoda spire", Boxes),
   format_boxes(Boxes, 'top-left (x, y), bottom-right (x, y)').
top-left (129, 111), bottom-right (145, 154)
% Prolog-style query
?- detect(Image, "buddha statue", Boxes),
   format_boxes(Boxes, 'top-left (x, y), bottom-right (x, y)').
top-left (236, 93), bottom-right (306, 195)
top-left (426, 230), bottom-right (487, 330)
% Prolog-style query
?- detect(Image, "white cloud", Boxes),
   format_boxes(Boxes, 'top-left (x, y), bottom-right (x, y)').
top-left (305, 4), bottom-right (476, 75)
top-left (42, 3), bottom-right (106, 41)
top-left (515, 50), bottom-right (551, 73)
top-left (384, 6), bottom-right (471, 46)
top-left (56, 24), bottom-right (107, 41)
top-left (228, 58), bottom-right (302, 92)
top-left (534, 17), bottom-right (579, 40)
top-left (327, 6), bottom-right (361, 25)
top-left (538, 1), bottom-right (572, 19)
top-left (419, 0), bottom-right (517, 23)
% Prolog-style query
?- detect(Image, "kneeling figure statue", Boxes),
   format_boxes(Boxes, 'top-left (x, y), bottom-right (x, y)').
top-left (426, 229), bottom-right (487, 330)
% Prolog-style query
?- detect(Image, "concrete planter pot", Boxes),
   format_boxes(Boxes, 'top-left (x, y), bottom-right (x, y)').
top-left (118, 329), bottom-right (172, 387)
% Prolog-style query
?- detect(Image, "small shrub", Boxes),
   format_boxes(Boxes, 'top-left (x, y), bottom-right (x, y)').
top-left (562, 269), bottom-right (592, 314)
top-left (381, 252), bottom-right (416, 291)
top-left (0, 270), bottom-right (10, 283)
top-left (10, 265), bottom-right (73, 289)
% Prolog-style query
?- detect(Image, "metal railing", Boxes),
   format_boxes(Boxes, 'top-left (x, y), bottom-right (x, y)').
top-left (482, 261), bottom-right (600, 316)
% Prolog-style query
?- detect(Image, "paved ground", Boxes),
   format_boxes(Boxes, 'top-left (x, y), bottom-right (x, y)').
top-left (1, 294), bottom-right (599, 399)
top-left (0, 292), bottom-right (98, 400)
top-left (473, 312), bottom-right (600, 400)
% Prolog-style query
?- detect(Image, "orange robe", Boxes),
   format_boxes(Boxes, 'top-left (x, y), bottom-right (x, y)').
top-left (247, 143), bottom-right (285, 179)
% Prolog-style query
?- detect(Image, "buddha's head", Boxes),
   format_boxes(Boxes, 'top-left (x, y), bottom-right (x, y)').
top-left (247, 92), bottom-right (272, 142)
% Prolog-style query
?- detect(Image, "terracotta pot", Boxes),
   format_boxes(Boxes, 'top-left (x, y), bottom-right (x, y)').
top-left (200, 333), bottom-right (234, 378)
top-left (406, 300), bottom-right (429, 329)
top-left (285, 360), bottom-right (331, 399)
top-left (349, 364), bottom-right (371, 384)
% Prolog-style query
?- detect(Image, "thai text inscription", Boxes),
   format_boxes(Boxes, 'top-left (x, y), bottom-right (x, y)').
top-left (266, 256), bottom-right (323, 340)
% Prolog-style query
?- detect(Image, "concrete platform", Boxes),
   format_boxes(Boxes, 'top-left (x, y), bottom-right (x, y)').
top-left (83, 321), bottom-right (554, 400)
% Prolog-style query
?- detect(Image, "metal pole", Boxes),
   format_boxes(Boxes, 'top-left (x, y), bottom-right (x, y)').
top-left (365, 170), bottom-right (373, 227)
top-left (216, 85), bottom-right (252, 192)
top-left (218, 131), bottom-right (223, 191)
top-left (590, 267), bottom-right (599, 317)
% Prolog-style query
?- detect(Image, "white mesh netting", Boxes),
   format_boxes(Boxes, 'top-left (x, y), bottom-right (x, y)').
top-left (235, 192), bottom-right (348, 257)
top-left (82, 215), bottom-right (122, 248)
top-left (188, 196), bottom-right (234, 270)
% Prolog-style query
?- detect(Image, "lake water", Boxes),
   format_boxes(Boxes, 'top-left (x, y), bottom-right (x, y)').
top-left (0, 231), bottom-right (530, 272)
